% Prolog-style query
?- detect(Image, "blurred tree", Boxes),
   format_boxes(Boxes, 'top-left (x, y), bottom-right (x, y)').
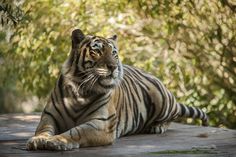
top-left (0, 0), bottom-right (24, 112)
top-left (0, 0), bottom-right (235, 128)
top-left (0, 0), bottom-right (23, 27)
top-left (131, 0), bottom-right (236, 128)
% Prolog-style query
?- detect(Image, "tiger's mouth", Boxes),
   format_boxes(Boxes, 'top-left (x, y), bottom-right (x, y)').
top-left (97, 70), bottom-right (119, 88)
top-left (98, 76), bottom-right (116, 88)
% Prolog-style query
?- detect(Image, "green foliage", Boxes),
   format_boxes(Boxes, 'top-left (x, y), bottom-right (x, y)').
top-left (0, 0), bottom-right (235, 128)
top-left (0, 0), bottom-right (24, 27)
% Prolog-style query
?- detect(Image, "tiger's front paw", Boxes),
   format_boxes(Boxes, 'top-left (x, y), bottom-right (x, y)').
top-left (46, 135), bottom-right (80, 151)
top-left (26, 135), bottom-right (49, 150)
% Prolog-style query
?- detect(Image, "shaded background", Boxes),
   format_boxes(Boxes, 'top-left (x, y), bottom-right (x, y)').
top-left (0, 0), bottom-right (235, 129)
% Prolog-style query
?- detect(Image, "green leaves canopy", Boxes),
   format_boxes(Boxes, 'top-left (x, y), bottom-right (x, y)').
top-left (0, 0), bottom-right (235, 128)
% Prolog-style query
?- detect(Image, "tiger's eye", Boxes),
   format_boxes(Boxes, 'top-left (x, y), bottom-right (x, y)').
top-left (112, 50), bottom-right (117, 55)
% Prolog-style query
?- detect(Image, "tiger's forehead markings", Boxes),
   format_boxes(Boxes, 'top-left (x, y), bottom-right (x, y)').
top-left (90, 40), bottom-right (103, 50)
top-left (90, 37), bottom-right (115, 50)
top-left (89, 37), bottom-right (105, 50)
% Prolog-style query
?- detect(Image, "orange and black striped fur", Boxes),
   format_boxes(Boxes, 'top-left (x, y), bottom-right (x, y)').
top-left (26, 29), bottom-right (208, 150)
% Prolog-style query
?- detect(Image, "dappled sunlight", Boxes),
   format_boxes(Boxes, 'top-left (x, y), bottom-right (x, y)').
top-left (0, 114), bottom-right (39, 140)
top-left (9, 132), bottom-right (33, 138)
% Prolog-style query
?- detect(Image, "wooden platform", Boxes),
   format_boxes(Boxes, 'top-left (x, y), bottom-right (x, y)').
top-left (0, 113), bottom-right (235, 157)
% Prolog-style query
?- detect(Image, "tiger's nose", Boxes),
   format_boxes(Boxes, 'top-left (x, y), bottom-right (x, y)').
top-left (107, 64), bottom-right (117, 72)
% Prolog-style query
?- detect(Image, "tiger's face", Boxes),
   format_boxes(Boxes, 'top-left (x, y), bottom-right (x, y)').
top-left (63, 29), bottom-right (123, 94)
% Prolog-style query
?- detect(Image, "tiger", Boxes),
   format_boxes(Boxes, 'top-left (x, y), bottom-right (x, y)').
top-left (26, 29), bottom-right (208, 151)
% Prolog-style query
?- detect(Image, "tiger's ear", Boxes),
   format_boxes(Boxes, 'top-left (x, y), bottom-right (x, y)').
top-left (109, 35), bottom-right (118, 42)
top-left (71, 29), bottom-right (85, 49)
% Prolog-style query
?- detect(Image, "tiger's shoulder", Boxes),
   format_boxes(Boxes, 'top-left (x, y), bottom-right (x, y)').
top-left (122, 64), bottom-right (157, 81)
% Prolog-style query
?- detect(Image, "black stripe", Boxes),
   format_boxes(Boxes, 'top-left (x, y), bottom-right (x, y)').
top-left (126, 69), bottom-right (155, 132)
top-left (127, 67), bottom-right (150, 90)
top-left (93, 114), bottom-right (116, 121)
top-left (125, 78), bottom-right (140, 122)
top-left (126, 118), bottom-right (135, 135)
top-left (196, 108), bottom-right (201, 119)
top-left (133, 98), bottom-right (139, 128)
top-left (188, 106), bottom-right (194, 117)
top-left (81, 41), bottom-right (92, 69)
top-left (74, 93), bottom-right (108, 120)
top-left (118, 83), bottom-right (128, 136)
top-left (82, 48), bottom-right (87, 69)
top-left (51, 94), bottom-right (64, 119)
top-left (74, 127), bottom-right (81, 139)
top-left (77, 49), bottom-right (81, 64)
top-left (136, 84), bottom-right (153, 132)
top-left (108, 121), bottom-right (116, 133)
top-left (131, 116), bottom-right (136, 134)
top-left (86, 123), bottom-right (98, 130)
top-left (51, 88), bottom-right (67, 130)
top-left (86, 100), bottom-right (110, 117)
top-left (124, 70), bottom-right (141, 102)
top-left (123, 91), bottom-right (129, 134)
top-left (136, 113), bottom-right (144, 133)
top-left (116, 88), bottom-right (123, 138)
top-left (202, 110), bottom-right (207, 120)
top-left (72, 51), bottom-right (80, 76)
top-left (159, 92), bottom-right (172, 122)
top-left (116, 110), bottom-right (121, 137)
top-left (168, 92), bottom-right (173, 112)
top-left (144, 77), bottom-right (166, 120)
top-left (161, 92), bottom-right (174, 122)
top-left (180, 103), bottom-right (186, 116)
top-left (43, 109), bottom-right (61, 133)
top-left (124, 104), bottom-right (129, 134)
top-left (57, 76), bottom-right (74, 122)
top-left (148, 103), bottom-right (156, 121)
top-left (79, 38), bottom-right (91, 48)
top-left (123, 78), bottom-right (135, 134)
top-left (131, 67), bottom-right (153, 91)
top-left (124, 77), bottom-right (140, 129)
top-left (70, 129), bottom-right (73, 138)
top-left (115, 86), bottom-right (121, 110)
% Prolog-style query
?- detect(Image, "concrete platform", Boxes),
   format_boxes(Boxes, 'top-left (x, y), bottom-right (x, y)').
top-left (0, 113), bottom-right (235, 157)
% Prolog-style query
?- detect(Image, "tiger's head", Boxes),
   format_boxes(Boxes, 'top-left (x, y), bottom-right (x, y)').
top-left (63, 29), bottom-right (123, 95)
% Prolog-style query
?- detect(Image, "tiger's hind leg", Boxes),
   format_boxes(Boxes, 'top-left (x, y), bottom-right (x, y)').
top-left (145, 122), bottom-right (171, 134)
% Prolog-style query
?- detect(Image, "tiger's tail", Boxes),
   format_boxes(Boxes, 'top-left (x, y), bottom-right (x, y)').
top-left (177, 103), bottom-right (209, 126)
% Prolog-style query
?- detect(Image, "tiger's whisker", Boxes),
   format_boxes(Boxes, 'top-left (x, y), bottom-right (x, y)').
top-left (89, 75), bottom-right (99, 91)
top-left (77, 74), bottom-right (94, 92)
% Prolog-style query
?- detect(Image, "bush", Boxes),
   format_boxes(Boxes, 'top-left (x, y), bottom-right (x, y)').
top-left (0, 0), bottom-right (235, 128)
